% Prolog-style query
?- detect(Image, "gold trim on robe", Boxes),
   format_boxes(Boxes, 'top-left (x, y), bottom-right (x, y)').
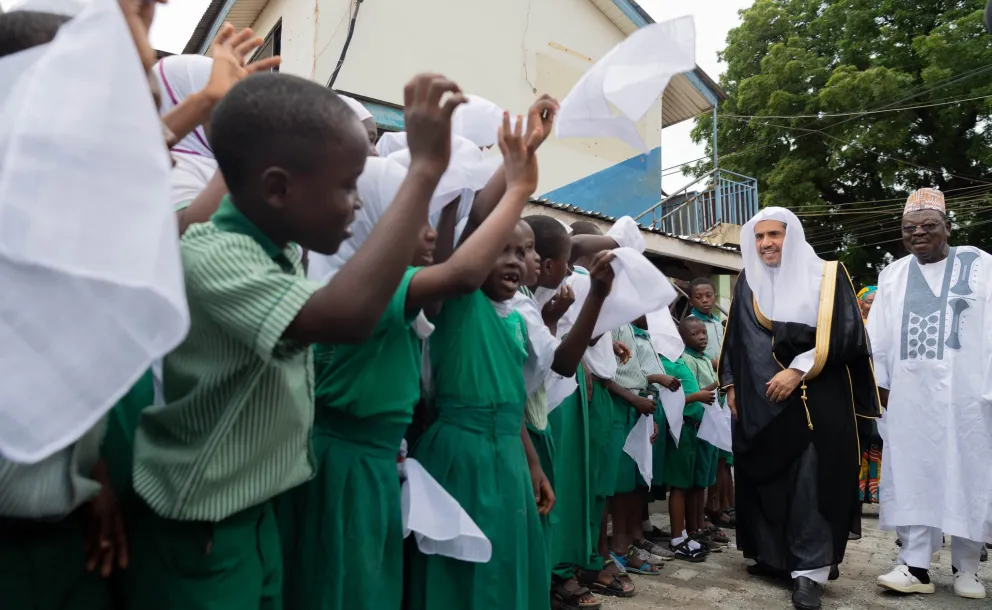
top-left (805, 261), bottom-right (838, 380)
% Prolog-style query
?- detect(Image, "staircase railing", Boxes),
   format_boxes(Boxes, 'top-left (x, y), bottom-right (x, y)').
top-left (634, 169), bottom-right (759, 236)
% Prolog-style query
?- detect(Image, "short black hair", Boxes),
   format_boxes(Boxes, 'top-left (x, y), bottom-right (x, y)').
top-left (689, 277), bottom-right (715, 293)
top-left (524, 215), bottom-right (569, 260)
top-left (0, 10), bottom-right (69, 58)
top-left (209, 73), bottom-right (359, 195)
top-left (678, 315), bottom-right (705, 337)
top-left (570, 220), bottom-right (602, 236)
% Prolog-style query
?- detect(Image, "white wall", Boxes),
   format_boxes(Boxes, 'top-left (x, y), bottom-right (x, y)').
top-left (249, 0), bottom-right (662, 194)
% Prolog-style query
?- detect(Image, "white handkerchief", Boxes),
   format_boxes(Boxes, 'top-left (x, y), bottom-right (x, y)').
top-left (659, 386), bottom-right (685, 447)
top-left (401, 458), bottom-right (492, 563)
top-left (556, 16), bottom-right (696, 151)
top-left (0, 0), bottom-right (189, 463)
top-left (646, 308), bottom-right (685, 362)
top-left (545, 372), bottom-right (578, 413)
top-left (623, 413), bottom-right (655, 487)
top-left (412, 311), bottom-right (435, 340)
top-left (698, 398), bottom-right (733, 452)
top-left (606, 216), bottom-right (645, 253)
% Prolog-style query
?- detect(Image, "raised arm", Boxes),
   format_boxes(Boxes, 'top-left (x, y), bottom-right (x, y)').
top-left (551, 252), bottom-right (614, 375)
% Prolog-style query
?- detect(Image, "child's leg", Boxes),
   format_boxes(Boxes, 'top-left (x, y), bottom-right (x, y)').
top-left (627, 488), bottom-right (648, 543)
top-left (668, 488), bottom-right (686, 538)
top-left (722, 463), bottom-right (735, 509)
top-left (687, 488), bottom-right (704, 533)
top-left (598, 503), bottom-right (610, 561)
top-left (610, 493), bottom-right (631, 554)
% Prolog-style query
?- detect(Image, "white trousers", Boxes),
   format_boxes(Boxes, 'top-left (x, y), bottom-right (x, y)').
top-left (791, 567), bottom-right (831, 584)
top-left (897, 525), bottom-right (984, 574)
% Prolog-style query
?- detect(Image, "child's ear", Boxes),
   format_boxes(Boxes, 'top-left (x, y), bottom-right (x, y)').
top-left (259, 167), bottom-right (291, 210)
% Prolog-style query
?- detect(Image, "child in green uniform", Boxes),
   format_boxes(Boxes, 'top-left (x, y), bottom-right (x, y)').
top-left (679, 316), bottom-right (725, 550)
top-left (277, 113), bottom-right (550, 610)
top-left (125, 73), bottom-right (467, 610)
top-left (661, 346), bottom-right (714, 563)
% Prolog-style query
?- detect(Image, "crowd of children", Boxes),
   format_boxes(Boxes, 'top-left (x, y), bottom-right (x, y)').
top-left (0, 5), bottom-right (737, 610)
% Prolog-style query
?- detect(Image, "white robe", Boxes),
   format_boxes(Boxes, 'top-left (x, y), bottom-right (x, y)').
top-left (867, 246), bottom-right (992, 543)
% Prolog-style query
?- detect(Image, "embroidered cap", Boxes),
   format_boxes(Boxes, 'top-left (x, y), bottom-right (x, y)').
top-left (904, 188), bottom-right (945, 215)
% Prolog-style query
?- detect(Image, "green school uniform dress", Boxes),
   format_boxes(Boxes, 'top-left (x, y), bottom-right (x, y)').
top-left (275, 267), bottom-right (421, 610)
top-left (0, 422), bottom-right (111, 610)
top-left (585, 373), bottom-right (616, 570)
top-left (631, 328), bottom-right (669, 493)
top-left (661, 356), bottom-right (704, 491)
top-left (682, 349), bottom-right (719, 489)
top-left (548, 363), bottom-right (593, 578)
top-left (691, 308), bottom-right (733, 466)
top-left (610, 324), bottom-right (648, 496)
top-left (127, 197), bottom-right (323, 610)
top-left (406, 290), bottom-right (547, 610)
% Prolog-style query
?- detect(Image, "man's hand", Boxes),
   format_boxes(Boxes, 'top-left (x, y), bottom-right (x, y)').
top-left (650, 421), bottom-right (659, 444)
top-left (404, 74), bottom-right (468, 176)
top-left (201, 24), bottom-right (281, 104)
top-left (587, 251), bottom-right (616, 297)
top-left (531, 465), bottom-right (556, 515)
top-left (528, 94), bottom-right (559, 149)
top-left (632, 395), bottom-right (656, 416)
top-left (727, 386), bottom-right (737, 418)
top-left (541, 285), bottom-right (574, 325)
top-left (613, 341), bottom-right (632, 364)
top-left (499, 107), bottom-right (544, 196)
top-left (766, 368), bottom-right (803, 402)
top-left (85, 461), bottom-right (127, 578)
top-left (878, 387), bottom-right (889, 409)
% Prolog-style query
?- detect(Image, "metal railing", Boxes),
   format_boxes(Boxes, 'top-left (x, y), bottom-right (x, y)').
top-left (634, 169), bottom-right (759, 236)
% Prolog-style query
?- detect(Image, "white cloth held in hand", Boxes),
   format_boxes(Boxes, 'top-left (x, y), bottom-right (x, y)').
top-left (659, 386), bottom-right (685, 447)
top-left (698, 397), bottom-right (733, 452)
top-left (0, 0), bottom-right (189, 463)
top-left (451, 94), bottom-right (504, 148)
top-left (401, 458), bottom-right (492, 563)
top-left (623, 413), bottom-right (655, 487)
top-left (606, 216), bottom-right (645, 253)
top-left (556, 16), bottom-right (696, 151)
top-left (646, 308), bottom-right (684, 362)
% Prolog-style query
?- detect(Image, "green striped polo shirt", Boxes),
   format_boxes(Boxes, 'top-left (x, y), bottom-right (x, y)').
top-left (133, 197), bottom-right (322, 522)
top-left (612, 324), bottom-right (649, 391)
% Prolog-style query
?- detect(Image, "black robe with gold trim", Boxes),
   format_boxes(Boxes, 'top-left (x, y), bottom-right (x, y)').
top-left (718, 262), bottom-right (881, 572)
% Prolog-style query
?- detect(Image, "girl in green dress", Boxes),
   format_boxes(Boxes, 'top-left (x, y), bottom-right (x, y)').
top-left (276, 110), bottom-right (545, 610)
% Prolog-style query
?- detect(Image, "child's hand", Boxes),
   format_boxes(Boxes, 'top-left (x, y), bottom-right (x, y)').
top-left (202, 24), bottom-right (281, 104)
top-left (85, 461), bottom-right (127, 578)
top-left (613, 341), bottom-right (632, 363)
top-left (694, 389), bottom-right (716, 405)
top-left (528, 94), bottom-right (559, 149)
top-left (530, 464), bottom-right (556, 516)
top-left (498, 109), bottom-right (544, 196)
top-left (728, 387), bottom-right (737, 418)
top-left (542, 285), bottom-right (575, 324)
top-left (404, 74), bottom-right (468, 176)
top-left (650, 421), bottom-right (659, 444)
top-left (632, 395), bottom-right (656, 416)
top-left (587, 251), bottom-right (616, 296)
top-left (659, 375), bottom-right (681, 392)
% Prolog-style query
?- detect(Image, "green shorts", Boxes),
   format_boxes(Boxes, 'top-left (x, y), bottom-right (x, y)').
top-left (123, 498), bottom-right (283, 610)
top-left (0, 510), bottom-right (114, 610)
top-left (721, 450), bottom-right (734, 466)
top-left (663, 423), bottom-right (699, 491)
top-left (693, 440), bottom-right (719, 489)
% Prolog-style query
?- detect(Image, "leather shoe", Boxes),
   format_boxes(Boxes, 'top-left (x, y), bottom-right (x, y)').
top-left (792, 576), bottom-right (821, 610)
top-left (828, 565), bottom-right (839, 581)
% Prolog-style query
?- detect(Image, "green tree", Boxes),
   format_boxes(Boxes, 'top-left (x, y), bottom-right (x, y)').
top-left (691, 0), bottom-right (992, 282)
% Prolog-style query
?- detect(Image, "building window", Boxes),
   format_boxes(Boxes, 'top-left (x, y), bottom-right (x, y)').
top-left (251, 20), bottom-right (281, 70)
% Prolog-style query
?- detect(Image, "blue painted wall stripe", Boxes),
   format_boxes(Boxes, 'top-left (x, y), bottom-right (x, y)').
top-left (611, 0), bottom-right (650, 27)
top-left (540, 147), bottom-right (663, 219)
top-left (363, 102), bottom-right (404, 131)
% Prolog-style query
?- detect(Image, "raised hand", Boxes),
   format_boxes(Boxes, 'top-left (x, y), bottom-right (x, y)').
top-left (498, 111), bottom-right (543, 196)
top-left (587, 250), bottom-right (616, 296)
top-left (528, 94), bottom-right (559, 148)
top-left (201, 24), bottom-right (282, 104)
top-left (403, 74), bottom-right (468, 176)
top-left (541, 285), bottom-right (575, 325)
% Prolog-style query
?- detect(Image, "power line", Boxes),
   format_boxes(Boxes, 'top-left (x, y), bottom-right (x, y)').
top-left (720, 93), bottom-right (992, 120)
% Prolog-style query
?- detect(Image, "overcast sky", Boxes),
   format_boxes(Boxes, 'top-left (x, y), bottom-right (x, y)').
top-left (2, 0), bottom-right (754, 192)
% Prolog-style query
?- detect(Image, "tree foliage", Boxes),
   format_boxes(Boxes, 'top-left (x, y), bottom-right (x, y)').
top-left (691, 0), bottom-right (992, 282)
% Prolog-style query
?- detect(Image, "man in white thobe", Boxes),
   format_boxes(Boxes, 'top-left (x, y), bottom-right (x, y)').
top-left (870, 188), bottom-right (992, 600)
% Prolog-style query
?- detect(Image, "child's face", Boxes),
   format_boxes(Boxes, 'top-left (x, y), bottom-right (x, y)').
top-left (518, 221), bottom-right (541, 287)
top-left (413, 223), bottom-right (437, 266)
top-left (273, 119), bottom-right (369, 255)
top-left (691, 284), bottom-right (716, 316)
top-left (683, 320), bottom-right (708, 352)
top-left (482, 225), bottom-right (528, 302)
top-left (537, 237), bottom-right (572, 289)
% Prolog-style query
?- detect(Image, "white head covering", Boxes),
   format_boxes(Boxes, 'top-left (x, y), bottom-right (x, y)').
top-left (339, 94), bottom-right (373, 122)
top-left (740, 207), bottom-right (824, 327)
top-left (152, 54), bottom-right (216, 208)
top-left (0, 0), bottom-right (188, 462)
top-left (451, 95), bottom-right (503, 149)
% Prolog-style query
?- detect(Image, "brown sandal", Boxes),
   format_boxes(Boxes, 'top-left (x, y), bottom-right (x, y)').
top-left (575, 561), bottom-right (635, 598)
top-left (551, 576), bottom-right (602, 609)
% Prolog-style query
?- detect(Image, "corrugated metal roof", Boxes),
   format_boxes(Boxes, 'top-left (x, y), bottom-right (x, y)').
top-left (528, 197), bottom-right (739, 253)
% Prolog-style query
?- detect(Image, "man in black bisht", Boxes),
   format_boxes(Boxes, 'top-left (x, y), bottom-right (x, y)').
top-left (719, 207), bottom-right (881, 610)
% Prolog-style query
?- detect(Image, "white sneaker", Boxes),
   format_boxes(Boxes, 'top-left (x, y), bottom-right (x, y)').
top-left (876, 565), bottom-right (936, 594)
top-left (953, 572), bottom-right (987, 599)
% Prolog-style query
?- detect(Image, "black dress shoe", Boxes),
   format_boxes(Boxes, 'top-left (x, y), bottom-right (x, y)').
top-left (828, 565), bottom-right (839, 581)
top-left (792, 576), bottom-right (821, 610)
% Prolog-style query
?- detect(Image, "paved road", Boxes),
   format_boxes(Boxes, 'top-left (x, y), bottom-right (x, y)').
top-left (607, 505), bottom-right (992, 609)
